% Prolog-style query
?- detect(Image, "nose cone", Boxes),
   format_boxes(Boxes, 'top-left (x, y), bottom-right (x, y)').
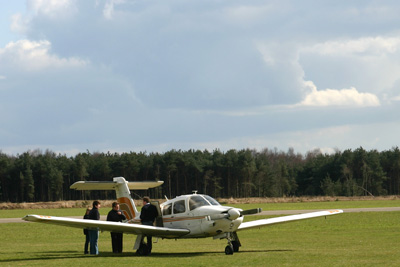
top-left (228, 208), bottom-right (240, 220)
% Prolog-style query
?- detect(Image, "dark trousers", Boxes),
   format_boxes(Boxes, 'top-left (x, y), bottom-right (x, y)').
top-left (142, 221), bottom-right (153, 252)
top-left (110, 232), bottom-right (123, 253)
top-left (84, 234), bottom-right (90, 254)
top-left (145, 236), bottom-right (152, 252)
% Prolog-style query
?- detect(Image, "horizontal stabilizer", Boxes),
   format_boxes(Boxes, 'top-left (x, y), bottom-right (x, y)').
top-left (70, 179), bottom-right (163, 191)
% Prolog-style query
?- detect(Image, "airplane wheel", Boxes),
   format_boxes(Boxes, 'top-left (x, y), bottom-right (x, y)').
top-left (136, 243), bottom-right (149, 256)
top-left (232, 241), bottom-right (240, 252)
top-left (225, 245), bottom-right (234, 255)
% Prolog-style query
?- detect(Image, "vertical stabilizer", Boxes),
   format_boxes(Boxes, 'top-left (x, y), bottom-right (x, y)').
top-left (113, 177), bottom-right (138, 220)
top-left (70, 176), bottom-right (164, 222)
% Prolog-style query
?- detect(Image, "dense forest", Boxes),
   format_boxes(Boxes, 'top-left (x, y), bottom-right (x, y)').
top-left (1, 146), bottom-right (400, 203)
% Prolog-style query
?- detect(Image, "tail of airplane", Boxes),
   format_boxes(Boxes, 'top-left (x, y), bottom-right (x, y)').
top-left (70, 177), bottom-right (163, 221)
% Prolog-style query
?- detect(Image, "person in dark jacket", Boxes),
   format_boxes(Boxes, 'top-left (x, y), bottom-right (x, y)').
top-left (107, 202), bottom-right (126, 253)
top-left (88, 200), bottom-right (101, 255)
top-left (83, 207), bottom-right (91, 254)
top-left (139, 196), bottom-right (158, 254)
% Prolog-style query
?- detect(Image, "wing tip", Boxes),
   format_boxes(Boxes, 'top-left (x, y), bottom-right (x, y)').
top-left (328, 209), bottom-right (344, 214)
top-left (22, 214), bottom-right (37, 221)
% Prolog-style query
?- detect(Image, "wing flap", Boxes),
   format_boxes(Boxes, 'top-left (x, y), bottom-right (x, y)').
top-left (22, 214), bottom-right (189, 238)
top-left (238, 209), bottom-right (343, 231)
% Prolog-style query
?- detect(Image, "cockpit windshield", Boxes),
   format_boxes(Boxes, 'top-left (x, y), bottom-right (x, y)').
top-left (189, 195), bottom-right (220, 210)
top-left (203, 195), bottom-right (220, 206)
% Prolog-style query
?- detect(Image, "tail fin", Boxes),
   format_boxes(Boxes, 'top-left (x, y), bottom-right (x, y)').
top-left (70, 177), bottom-right (163, 221)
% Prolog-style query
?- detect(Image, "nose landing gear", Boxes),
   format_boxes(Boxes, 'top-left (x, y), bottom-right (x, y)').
top-left (224, 232), bottom-right (241, 255)
top-left (225, 244), bottom-right (234, 255)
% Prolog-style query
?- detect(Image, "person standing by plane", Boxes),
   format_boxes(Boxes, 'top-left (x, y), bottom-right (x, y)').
top-left (140, 196), bottom-right (158, 254)
top-left (83, 207), bottom-right (91, 254)
top-left (107, 202), bottom-right (126, 253)
top-left (88, 200), bottom-right (101, 255)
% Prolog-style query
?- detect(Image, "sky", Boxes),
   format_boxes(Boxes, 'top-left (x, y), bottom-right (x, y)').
top-left (1, 0), bottom-right (400, 157)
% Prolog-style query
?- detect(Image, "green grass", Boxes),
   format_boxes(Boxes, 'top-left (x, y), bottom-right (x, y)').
top-left (1, 199), bottom-right (400, 218)
top-left (1, 211), bottom-right (399, 266)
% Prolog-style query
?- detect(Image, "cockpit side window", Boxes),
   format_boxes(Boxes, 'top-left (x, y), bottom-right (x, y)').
top-left (173, 200), bottom-right (186, 214)
top-left (189, 195), bottom-right (210, 210)
top-left (162, 203), bottom-right (172, 215)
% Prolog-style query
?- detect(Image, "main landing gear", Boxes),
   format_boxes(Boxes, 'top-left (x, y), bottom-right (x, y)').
top-left (224, 232), bottom-right (241, 255)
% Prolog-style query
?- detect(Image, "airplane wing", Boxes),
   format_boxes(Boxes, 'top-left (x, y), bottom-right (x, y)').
top-left (22, 215), bottom-right (189, 238)
top-left (237, 209), bottom-right (343, 231)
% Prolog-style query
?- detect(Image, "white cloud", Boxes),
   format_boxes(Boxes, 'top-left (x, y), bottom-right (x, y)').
top-left (103, 0), bottom-right (125, 20)
top-left (10, 13), bottom-right (27, 35)
top-left (0, 39), bottom-right (88, 71)
top-left (27, 0), bottom-right (77, 18)
top-left (256, 39), bottom-right (384, 108)
top-left (309, 36), bottom-right (400, 56)
top-left (259, 35), bottom-right (391, 109)
top-left (11, 0), bottom-right (78, 35)
top-left (392, 96), bottom-right (400, 101)
top-left (299, 81), bottom-right (380, 107)
top-left (298, 36), bottom-right (400, 104)
top-left (224, 4), bottom-right (275, 24)
top-left (3, 1), bottom-right (400, 156)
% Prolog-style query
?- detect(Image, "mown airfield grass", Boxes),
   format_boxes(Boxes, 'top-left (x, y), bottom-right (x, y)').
top-left (1, 198), bottom-right (400, 218)
top-left (0, 200), bottom-right (399, 266)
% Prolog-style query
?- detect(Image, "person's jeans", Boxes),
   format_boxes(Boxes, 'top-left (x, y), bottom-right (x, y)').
top-left (88, 229), bottom-right (99, 255)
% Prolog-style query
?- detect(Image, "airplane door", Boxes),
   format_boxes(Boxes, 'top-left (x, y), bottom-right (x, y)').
top-left (162, 203), bottom-right (173, 228)
top-left (151, 200), bottom-right (163, 227)
top-left (170, 200), bottom-right (187, 229)
top-left (162, 199), bottom-right (203, 232)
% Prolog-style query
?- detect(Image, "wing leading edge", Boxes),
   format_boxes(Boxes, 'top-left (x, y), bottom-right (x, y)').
top-left (22, 215), bottom-right (189, 238)
top-left (238, 209), bottom-right (343, 231)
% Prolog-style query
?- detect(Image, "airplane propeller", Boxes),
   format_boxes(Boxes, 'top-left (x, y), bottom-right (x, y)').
top-left (209, 208), bottom-right (262, 221)
top-left (240, 208), bottom-right (262, 216)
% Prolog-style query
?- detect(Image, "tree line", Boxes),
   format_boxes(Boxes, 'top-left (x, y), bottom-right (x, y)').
top-left (1, 146), bottom-right (400, 203)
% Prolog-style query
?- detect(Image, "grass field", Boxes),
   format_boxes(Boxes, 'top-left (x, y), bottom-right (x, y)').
top-left (1, 198), bottom-right (400, 218)
top-left (0, 201), bottom-right (399, 266)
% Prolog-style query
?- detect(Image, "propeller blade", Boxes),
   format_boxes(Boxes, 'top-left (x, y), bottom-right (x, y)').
top-left (240, 208), bottom-right (262, 216)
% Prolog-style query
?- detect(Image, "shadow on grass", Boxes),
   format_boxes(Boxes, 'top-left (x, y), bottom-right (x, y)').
top-left (0, 249), bottom-right (293, 263)
top-left (150, 249), bottom-right (293, 258)
top-left (0, 250), bottom-right (87, 264)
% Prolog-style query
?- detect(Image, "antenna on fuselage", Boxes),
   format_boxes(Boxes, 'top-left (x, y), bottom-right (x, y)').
top-left (164, 195), bottom-right (169, 201)
top-left (192, 190), bottom-right (198, 194)
top-left (132, 191), bottom-right (143, 199)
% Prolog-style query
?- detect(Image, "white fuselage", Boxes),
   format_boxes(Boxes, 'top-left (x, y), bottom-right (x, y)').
top-left (159, 194), bottom-right (243, 238)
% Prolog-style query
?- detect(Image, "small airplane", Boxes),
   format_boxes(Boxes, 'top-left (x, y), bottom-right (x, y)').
top-left (23, 177), bottom-right (343, 255)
